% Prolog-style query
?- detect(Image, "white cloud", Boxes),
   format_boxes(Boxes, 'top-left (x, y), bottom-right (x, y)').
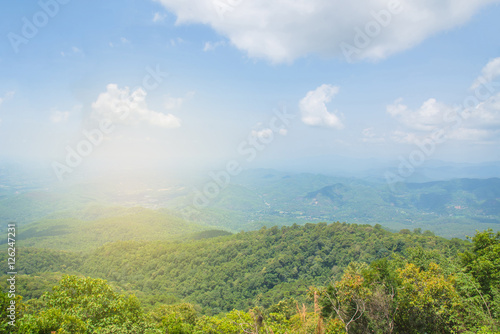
top-left (164, 96), bottom-right (184, 110)
top-left (164, 91), bottom-right (194, 110)
top-left (91, 84), bottom-right (181, 128)
top-left (203, 40), bottom-right (226, 52)
top-left (109, 38), bottom-right (131, 48)
top-left (50, 105), bottom-right (82, 123)
top-left (299, 84), bottom-right (344, 129)
top-left (0, 91), bottom-right (15, 106)
top-left (390, 130), bottom-right (420, 144)
top-left (388, 97), bottom-right (500, 143)
top-left (50, 110), bottom-right (70, 123)
top-left (387, 90), bottom-right (500, 143)
top-left (448, 128), bottom-right (496, 142)
top-left (461, 101), bottom-right (497, 130)
top-left (169, 37), bottom-right (185, 47)
top-left (471, 57), bottom-right (500, 89)
top-left (153, 12), bottom-right (167, 22)
top-left (387, 98), bottom-right (455, 132)
top-left (61, 46), bottom-right (82, 57)
top-left (251, 128), bottom-right (273, 140)
top-left (250, 126), bottom-right (287, 140)
top-left (153, 0), bottom-right (499, 63)
top-left (362, 128), bottom-right (376, 138)
top-left (386, 98), bottom-right (456, 144)
top-left (362, 127), bottom-right (385, 143)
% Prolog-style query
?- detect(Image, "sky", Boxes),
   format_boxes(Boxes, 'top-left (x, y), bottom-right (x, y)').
top-left (1, 0), bottom-right (500, 182)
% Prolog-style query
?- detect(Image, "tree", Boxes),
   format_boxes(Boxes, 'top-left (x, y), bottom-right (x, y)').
top-left (18, 275), bottom-right (152, 334)
top-left (151, 303), bottom-right (198, 334)
top-left (0, 292), bottom-right (25, 334)
top-left (395, 262), bottom-right (460, 333)
top-left (461, 229), bottom-right (500, 297)
top-left (460, 229), bottom-right (500, 330)
top-left (321, 262), bottom-right (371, 333)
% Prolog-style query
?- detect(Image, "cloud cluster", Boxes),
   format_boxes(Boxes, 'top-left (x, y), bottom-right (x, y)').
top-left (471, 57), bottom-right (500, 89)
top-left (387, 98), bottom-right (455, 132)
top-left (154, 0), bottom-right (499, 63)
top-left (91, 84), bottom-right (181, 128)
top-left (387, 58), bottom-right (500, 144)
top-left (300, 84), bottom-right (344, 129)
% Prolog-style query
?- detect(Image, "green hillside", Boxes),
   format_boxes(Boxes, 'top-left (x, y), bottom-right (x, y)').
top-left (2, 170), bottom-right (498, 239)
top-left (1, 206), bottom-right (213, 251)
top-left (2, 223), bottom-right (499, 333)
top-left (170, 170), bottom-right (500, 238)
top-left (6, 222), bottom-right (468, 313)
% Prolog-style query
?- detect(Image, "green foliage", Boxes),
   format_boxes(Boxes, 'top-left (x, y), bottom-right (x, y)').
top-left (18, 275), bottom-right (149, 334)
top-left (7, 207), bottom-right (209, 251)
top-left (6, 222), bottom-right (471, 315)
top-left (461, 229), bottom-right (500, 296)
top-left (0, 292), bottom-right (24, 334)
top-left (196, 309), bottom-right (258, 333)
top-left (0, 273), bottom-right (64, 301)
top-left (266, 297), bottom-right (297, 320)
top-left (190, 229), bottom-right (233, 240)
top-left (319, 236), bottom-right (500, 334)
top-left (6, 224), bottom-right (500, 334)
top-left (460, 229), bottom-right (500, 329)
top-left (150, 303), bottom-right (198, 333)
top-left (321, 262), bottom-right (371, 333)
top-left (20, 308), bottom-right (88, 334)
top-left (395, 262), bottom-right (460, 333)
top-left (58, 222), bottom-right (464, 313)
top-left (0, 248), bottom-right (82, 275)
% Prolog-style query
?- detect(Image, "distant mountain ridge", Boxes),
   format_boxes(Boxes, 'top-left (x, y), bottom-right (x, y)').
top-left (171, 170), bottom-right (500, 238)
top-left (1, 163), bottom-right (499, 239)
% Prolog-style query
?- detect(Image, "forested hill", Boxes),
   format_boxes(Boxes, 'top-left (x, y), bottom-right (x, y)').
top-left (0, 206), bottom-right (212, 251)
top-left (7, 222), bottom-right (467, 314)
top-left (77, 223), bottom-right (467, 313)
top-left (2, 222), bottom-right (500, 333)
top-left (3, 168), bottom-right (499, 240)
top-left (170, 171), bottom-right (500, 238)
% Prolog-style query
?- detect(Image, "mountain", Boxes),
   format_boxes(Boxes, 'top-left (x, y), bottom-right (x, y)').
top-left (3, 222), bottom-right (469, 314)
top-left (263, 155), bottom-right (500, 181)
top-left (168, 169), bottom-right (500, 239)
top-left (1, 206), bottom-right (213, 251)
top-left (2, 165), bottom-right (499, 239)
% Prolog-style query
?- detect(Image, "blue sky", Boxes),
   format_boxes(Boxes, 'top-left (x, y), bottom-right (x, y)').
top-left (1, 0), bottom-right (500, 181)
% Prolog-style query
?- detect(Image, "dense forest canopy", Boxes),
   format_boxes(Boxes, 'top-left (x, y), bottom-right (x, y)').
top-left (1, 168), bottom-right (499, 333)
top-left (1, 223), bottom-right (499, 333)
